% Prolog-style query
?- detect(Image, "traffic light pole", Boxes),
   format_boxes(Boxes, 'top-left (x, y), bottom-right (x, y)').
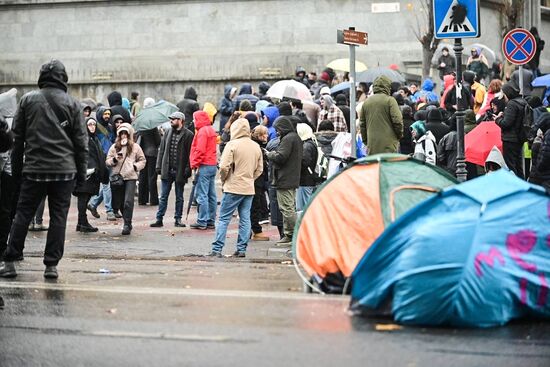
top-left (454, 38), bottom-right (468, 182)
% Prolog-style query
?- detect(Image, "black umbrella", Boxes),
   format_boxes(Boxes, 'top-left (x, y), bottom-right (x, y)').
top-left (186, 176), bottom-right (198, 221)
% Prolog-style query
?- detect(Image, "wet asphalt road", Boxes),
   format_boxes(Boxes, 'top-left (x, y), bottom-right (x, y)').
top-left (1, 196), bottom-right (550, 366)
top-left (1, 258), bottom-right (549, 367)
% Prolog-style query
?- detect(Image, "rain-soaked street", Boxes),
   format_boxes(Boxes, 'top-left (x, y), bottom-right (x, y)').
top-left (0, 198), bottom-right (549, 367)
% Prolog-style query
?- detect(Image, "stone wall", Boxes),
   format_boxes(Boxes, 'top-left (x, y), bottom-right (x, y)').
top-left (1, 0), bottom-right (549, 106)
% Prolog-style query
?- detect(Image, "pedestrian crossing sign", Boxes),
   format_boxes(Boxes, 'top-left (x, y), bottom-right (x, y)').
top-left (434, 0), bottom-right (480, 39)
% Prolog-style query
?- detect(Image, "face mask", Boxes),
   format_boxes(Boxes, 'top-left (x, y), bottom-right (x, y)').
top-left (121, 137), bottom-right (128, 146)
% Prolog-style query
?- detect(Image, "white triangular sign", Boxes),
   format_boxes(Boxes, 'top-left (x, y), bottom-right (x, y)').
top-left (437, 0), bottom-right (475, 35)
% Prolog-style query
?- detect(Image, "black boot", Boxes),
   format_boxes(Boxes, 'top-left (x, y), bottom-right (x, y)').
top-left (76, 222), bottom-right (99, 233)
top-left (122, 223), bottom-right (132, 235)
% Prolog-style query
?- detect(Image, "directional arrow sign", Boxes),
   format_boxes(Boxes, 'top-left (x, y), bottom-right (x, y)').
top-left (337, 29), bottom-right (368, 46)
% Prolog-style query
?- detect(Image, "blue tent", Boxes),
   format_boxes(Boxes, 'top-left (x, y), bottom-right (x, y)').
top-left (532, 74), bottom-right (550, 105)
top-left (351, 170), bottom-right (550, 327)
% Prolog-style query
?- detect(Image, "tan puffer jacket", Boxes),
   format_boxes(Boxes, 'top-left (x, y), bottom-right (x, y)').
top-left (106, 123), bottom-right (146, 180)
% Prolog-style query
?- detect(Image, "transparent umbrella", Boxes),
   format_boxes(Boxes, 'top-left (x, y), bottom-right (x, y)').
top-left (356, 67), bottom-right (405, 84)
top-left (266, 80), bottom-right (313, 101)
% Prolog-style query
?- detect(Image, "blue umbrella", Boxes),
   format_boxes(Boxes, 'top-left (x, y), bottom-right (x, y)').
top-left (330, 82), bottom-right (352, 95)
top-left (351, 170), bottom-right (550, 328)
top-left (532, 74), bottom-right (550, 88)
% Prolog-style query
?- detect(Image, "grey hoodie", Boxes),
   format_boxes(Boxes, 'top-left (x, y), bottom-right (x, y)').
top-left (485, 146), bottom-right (508, 171)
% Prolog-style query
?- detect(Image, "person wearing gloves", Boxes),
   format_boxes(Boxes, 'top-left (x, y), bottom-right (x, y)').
top-left (106, 123), bottom-right (146, 235)
top-left (74, 117), bottom-right (108, 233)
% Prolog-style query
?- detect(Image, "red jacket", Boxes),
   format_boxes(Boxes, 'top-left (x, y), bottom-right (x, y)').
top-left (190, 111), bottom-right (218, 169)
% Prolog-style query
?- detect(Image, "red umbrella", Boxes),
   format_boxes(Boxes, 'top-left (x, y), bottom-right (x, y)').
top-left (465, 121), bottom-right (502, 166)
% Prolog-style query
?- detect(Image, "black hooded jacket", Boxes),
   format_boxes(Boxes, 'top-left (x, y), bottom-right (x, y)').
top-left (176, 87), bottom-right (200, 131)
top-left (530, 114), bottom-right (550, 184)
top-left (0, 116), bottom-right (13, 153)
top-left (234, 83), bottom-right (259, 111)
top-left (11, 59), bottom-right (88, 182)
top-left (496, 84), bottom-right (526, 143)
top-left (267, 116), bottom-right (303, 189)
top-left (75, 120), bottom-right (107, 194)
top-left (107, 91), bottom-right (131, 123)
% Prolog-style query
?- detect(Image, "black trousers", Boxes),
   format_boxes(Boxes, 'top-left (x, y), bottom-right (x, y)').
top-left (0, 172), bottom-right (16, 257)
top-left (76, 193), bottom-right (92, 224)
top-left (503, 141), bottom-right (525, 179)
top-left (4, 178), bottom-right (74, 266)
top-left (111, 180), bottom-right (137, 225)
top-left (250, 188), bottom-right (266, 234)
top-left (138, 156), bottom-right (158, 205)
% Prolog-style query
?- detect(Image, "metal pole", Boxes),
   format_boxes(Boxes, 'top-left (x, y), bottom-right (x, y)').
top-left (454, 38), bottom-right (467, 182)
top-left (519, 65), bottom-right (524, 97)
top-left (349, 39), bottom-right (357, 159)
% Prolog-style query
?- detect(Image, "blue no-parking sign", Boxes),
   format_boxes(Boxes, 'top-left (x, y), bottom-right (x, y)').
top-left (502, 29), bottom-right (537, 66)
top-left (434, 0), bottom-right (480, 39)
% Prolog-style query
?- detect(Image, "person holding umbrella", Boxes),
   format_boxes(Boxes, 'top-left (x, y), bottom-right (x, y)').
top-left (150, 112), bottom-right (194, 228)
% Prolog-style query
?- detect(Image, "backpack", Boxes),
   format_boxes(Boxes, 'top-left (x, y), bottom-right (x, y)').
top-left (522, 97), bottom-right (538, 146)
top-left (315, 146), bottom-right (329, 183)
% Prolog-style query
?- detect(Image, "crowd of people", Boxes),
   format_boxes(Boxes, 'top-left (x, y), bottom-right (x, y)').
top-left (1, 47), bottom-right (550, 277)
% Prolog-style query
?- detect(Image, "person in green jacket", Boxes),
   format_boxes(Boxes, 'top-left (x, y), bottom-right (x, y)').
top-left (359, 76), bottom-right (403, 154)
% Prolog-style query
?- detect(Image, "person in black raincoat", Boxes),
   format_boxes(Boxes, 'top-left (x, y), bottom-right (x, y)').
top-left (176, 87), bottom-right (200, 131)
top-left (74, 117), bottom-right (108, 232)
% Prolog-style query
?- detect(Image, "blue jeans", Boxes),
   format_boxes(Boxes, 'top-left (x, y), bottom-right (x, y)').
top-left (296, 186), bottom-right (315, 212)
top-left (195, 164), bottom-right (217, 226)
top-left (156, 174), bottom-right (184, 221)
top-left (212, 193), bottom-right (253, 253)
top-left (89, 182), bottom-right (113, 213)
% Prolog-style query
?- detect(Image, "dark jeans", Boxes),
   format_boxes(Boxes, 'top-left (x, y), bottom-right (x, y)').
top-left (503, 141), bottom-right (525, 179)
top-left (138, 155), bottom-right (158, 205)
top-left (250, 187), bottom-right (267, 234)
top-left (0, 172), bottom-right (16, 257)
top-left (33, 197), bottom-right (46, 224)
top-left (156, 173), bottom-right (184, 221)
top-left (4, 178), bottom-right (74, 266)
top-left (111, 180), bottom-right (137, 225)
top-left (77, 193), bottom-right (93, 224)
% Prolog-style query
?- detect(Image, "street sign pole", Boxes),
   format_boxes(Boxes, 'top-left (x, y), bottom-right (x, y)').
top-left (337, 27), bottom-right (368, 160)
top-left (349, 28), bottom-right (357, 159)
top-left (519, 65), bottom-right (524, 97)
top-left (434, 0), bottom-right (480, 182)
top-left (454, 38), bottom-right (467, 182)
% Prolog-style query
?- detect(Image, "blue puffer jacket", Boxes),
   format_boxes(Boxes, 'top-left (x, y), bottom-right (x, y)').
top-left (417, 79), bottom-right (440, 103)
top-left (261, 106), bottom-right (279, 141)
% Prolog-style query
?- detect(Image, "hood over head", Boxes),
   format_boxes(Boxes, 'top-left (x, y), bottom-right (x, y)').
top-left (230, 118), bottom-right (251, 140)
top-left (203, 102), bottom-right (217, 123)
top-left (278, 101), bottom-right (292, 116)
top-left (485, 146), bottom-right (508, 170)
top-left (239, 99), bottom-right (253, 112)
top-left (81, 98), bottom-right (97, 111)
top-left (273, 116), bottom-right (295, 137)
top-left (421, 78), bottom-right (435, 91)
top-left (413, 109), bottom-right (428, 122)
top-left (258, 82), bottom-right (271, 96)
top-left (223, 84), bottom-right (233, 99)
top-left (444, 74), bottom-right (455, 90)
top-left (261, 106), bottom-right (280, 127)
top-left (463, 71), bottom-right (475, 84)
top-left (392, 92), bottom-right (405, 105)
top-left (239, 83), bottom-right (253, 95)
top-left (184, 87), bottom-right (198, 101)
top-left (244, 112), bottom-right (259, 130)
top-left (255, 100), bottom-right (270, 114)
top-left (193, 110), bottom-right (211, 129)
top-left (296, 123), bottom-right (314, 141)
top-left (38, 59), bottom-right (68, 92)
top-left (96, 106), bottom-right (112, 125)
top-left (335, 94), bottom-right (348, 105)
top-left (117, 122), bottom-right (134, 139)
top-left (321, 95), bottom-right (334, 109)
top-left (427, 108), bottom-right (444, 124)
top-left (107, 91), bottom-right (123, 107)
top-left (502, 83), bottom-right (520, 100)
top-left (373, 76), bottom-right (392, 95)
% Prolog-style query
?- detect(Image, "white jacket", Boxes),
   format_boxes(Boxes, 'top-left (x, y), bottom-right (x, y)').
top-left (413, 131), bottom-right (437, 165)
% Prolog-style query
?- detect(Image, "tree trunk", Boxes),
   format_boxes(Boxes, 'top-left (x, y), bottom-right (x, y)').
top-left (422, 45), bottom-right (433, 81)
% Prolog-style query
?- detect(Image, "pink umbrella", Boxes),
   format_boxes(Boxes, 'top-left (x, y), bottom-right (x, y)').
top-left (465, 121), bottom-right (502, 166)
